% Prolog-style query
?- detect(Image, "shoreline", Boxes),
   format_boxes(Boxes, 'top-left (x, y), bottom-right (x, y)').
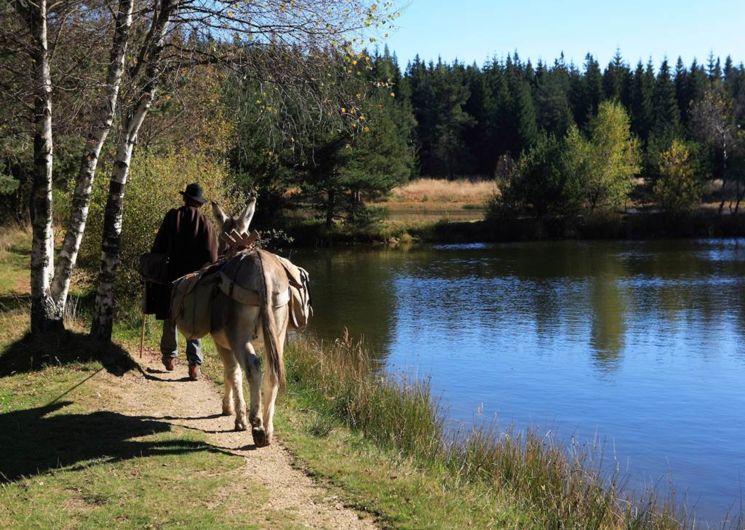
top-left (284, 210), bottom-right (745, 248)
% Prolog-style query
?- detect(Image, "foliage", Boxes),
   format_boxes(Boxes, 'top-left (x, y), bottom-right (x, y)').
top-left (653, 140), bottom-right (702, 213)
top-left (499, 133), bottom-right (581, 218)
top-left (497, 102), bottom-right (639, 219)
top-left (567, 101), bottom-right (641, 213)
top-left (75, 150), bottom-right (244, 304)
top-left (689, 85), bottom-right (743, 211)
top-left (227, 48), bottom-right (414, 228)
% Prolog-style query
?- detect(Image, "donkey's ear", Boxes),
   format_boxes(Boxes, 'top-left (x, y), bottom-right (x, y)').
top-left (236, 196), bottom-right (257, 232)
top-left (211, 201), bottom-right (228, 226)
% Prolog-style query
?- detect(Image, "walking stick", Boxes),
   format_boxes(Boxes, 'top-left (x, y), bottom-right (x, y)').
top-left (140, 312), bottom-right (146, 359)
top-left (140, 281), bottom-right (147, 359)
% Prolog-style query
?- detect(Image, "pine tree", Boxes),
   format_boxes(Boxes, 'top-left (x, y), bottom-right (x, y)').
top-left (630, 61), bottom-right (654, 141)
top-left (675, 57), bottom-right (689, 124)
top-left (652, 59), bottom-right (681, 138)
top-left (707, 53), bottom-right (722, 83)
top-left (603, 50), bottom-right (626, 101)
top-left (462, 64), bottom-right (492, 174)
top-left (535, 58), bottom-right (574, 137)
top-left (510, 75), bottom-right (539, 152)
top-left (685, 59), bottom-right (709, 118)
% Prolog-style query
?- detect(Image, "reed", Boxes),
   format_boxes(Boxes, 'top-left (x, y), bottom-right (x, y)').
top-left (286, 334), bottom-right (691, 529)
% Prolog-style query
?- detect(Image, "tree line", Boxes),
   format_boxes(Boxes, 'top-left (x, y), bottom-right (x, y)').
top-left (399, 51), bottom-right (745, 180)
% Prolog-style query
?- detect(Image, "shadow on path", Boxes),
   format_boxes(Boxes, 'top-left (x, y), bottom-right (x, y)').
top-left (0, 330), bottom-right (138, 378)
top-left (0, 401), bottom-right (230, 482)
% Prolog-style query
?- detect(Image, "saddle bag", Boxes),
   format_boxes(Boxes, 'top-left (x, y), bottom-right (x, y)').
top-left (275, 255), bottom-right (313, 331)
top-left (170, 269), bottom-right (219, 340)
top-left (138, 252), bottom-right (170, 284)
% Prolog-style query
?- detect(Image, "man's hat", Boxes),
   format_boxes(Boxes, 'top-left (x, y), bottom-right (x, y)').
top-left (179, 183), bottom-right (207, 205)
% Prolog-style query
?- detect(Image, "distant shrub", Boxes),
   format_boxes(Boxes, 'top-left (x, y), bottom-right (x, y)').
top-left (567, 101), bottom-right (641, 214)
top-left (653, 140), bottom-right (702, 213)
top-left (497, 133), bottom-right (581, 219)
top-left (491, 102), bottom-right (640, 221)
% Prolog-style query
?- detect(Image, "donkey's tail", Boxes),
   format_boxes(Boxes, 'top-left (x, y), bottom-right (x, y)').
top-left (257, 250), bottom-right (285, 384)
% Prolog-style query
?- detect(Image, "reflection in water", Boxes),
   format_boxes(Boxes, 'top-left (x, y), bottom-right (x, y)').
top-left (293, 249), bottom-right (400, 358)
top-left (590, 257), bottom-right (627, 370)
top-left (295, 239), bottom-right (745, 524)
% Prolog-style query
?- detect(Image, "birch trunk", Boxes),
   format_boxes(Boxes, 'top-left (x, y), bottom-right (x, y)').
top-left (50, 0), bottom-right (134, 308)
top-left (91, 3), bottom-right (174, 341)
top-left (23, 0), bottom-right (60, 333)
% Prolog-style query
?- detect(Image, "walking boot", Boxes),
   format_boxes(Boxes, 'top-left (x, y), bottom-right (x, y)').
top-left (162, 356), bottom-right (176, 371)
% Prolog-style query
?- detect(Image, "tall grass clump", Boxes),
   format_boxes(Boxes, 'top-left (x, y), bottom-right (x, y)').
top-left (287, 332), bottom-right (444, 460)
top-left (287, 334), bottom-right (689, 529)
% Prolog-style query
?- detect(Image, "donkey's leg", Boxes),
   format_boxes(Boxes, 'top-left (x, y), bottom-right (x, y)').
top-left (232, 338), bottom-right (266, 445)
top-left (260, 370), bottom-right (279, 445)
top-left (217, 345), bottom-right (245, 427)
top-left (261, 306), bottom-right (288, 445)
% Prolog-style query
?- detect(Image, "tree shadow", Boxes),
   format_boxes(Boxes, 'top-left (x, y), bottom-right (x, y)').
top-left (0, 329), bottom-right (138, 378)
top-left (0, 401), bottom-right (232, 483)
top-left (0, 292), bottom-right (31, 312)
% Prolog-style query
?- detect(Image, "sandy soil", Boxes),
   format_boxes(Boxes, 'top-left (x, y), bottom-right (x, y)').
top-left (102, 349), bottom-right (378, 530)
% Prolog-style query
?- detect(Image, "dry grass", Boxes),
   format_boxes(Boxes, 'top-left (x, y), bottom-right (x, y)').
top-left (388, 178), bottom-right (498, 204)
top-left (374, 178), bottom-right (498, 223)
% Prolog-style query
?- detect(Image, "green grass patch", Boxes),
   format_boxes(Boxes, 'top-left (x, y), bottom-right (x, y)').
top-left (0, 358), bottom-right (301, 529)
top-left (277, 397), bottom-right (527, 529)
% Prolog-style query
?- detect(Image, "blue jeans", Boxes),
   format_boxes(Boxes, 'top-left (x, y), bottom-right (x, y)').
top-left (160, 318), bottom-right (202, 365)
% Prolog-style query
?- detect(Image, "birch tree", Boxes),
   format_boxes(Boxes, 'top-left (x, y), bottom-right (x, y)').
top-left (8, 0), bottom-right (56, 332)
top-left (690, 86), bottom-right (739, 214)
top-left (3, 0), bottom-right (134, 333)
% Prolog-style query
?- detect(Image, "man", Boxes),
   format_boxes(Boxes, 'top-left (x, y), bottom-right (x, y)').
top-left (145, 183), bottom-right (218, 380)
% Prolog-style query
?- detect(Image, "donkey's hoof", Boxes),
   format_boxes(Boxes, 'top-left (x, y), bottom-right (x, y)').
top-left (222, 406), bottom-right (234, 417)
top-left (234, 417), bottom-right (248, 431)
top-left (252, 427), bottom-right (270, 447)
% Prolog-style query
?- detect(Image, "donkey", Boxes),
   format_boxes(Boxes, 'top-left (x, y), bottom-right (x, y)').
top-left (176, 196), bottom-right (290, 447)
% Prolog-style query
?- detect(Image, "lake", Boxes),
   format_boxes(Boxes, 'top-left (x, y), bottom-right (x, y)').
top-left (293, 239), bottom-right (745, 525)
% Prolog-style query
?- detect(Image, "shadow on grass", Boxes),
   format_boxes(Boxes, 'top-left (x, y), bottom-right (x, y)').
top-left (0, 401), bottom-right (230, 482)
top-left (0, 329), bottom-right (138, 378)
top-left (0, 292), bottom-right (31, 312)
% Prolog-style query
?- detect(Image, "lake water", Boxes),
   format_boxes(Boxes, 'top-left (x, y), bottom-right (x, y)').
top-left (293, 239), bottom-right (745, 525)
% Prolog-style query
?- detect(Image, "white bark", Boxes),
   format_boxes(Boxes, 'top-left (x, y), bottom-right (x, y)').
top-left (20, 0), bottom-right (59, 332)
top-left (50, 0), bottom-right (135, 308)
top-left (91, 2), bottom-right (174, 341)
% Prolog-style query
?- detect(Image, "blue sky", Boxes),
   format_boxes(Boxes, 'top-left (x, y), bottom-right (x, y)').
top-left (382, 0), bottom-right (745, 69)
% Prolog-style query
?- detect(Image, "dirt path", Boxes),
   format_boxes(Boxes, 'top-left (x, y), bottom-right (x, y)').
top-left (102, 349), bottom-right (378, 530)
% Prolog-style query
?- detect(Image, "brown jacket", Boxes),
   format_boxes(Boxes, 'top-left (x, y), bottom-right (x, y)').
top-left (145, 205), bottom-right (218, 319)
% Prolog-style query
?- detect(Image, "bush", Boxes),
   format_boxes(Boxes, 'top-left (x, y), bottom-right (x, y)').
top-left (567, 101), bottom-right (641, 214)
top-left (498, 133), bottom-right (582, 219)
top-left (78, 149), bottom-right (245, 309)
top-left (653, 140), bottom-right (702, 213)
top-left (491, 102), bottom-right (640, 222)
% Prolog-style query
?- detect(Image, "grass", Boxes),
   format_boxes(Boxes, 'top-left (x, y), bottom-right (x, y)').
top-left (374, 178), bottom-right (496, 225)
top-left (0, 353), bottom-right (273, 529)
top-left (385, 178), bottom-right (497, 206)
